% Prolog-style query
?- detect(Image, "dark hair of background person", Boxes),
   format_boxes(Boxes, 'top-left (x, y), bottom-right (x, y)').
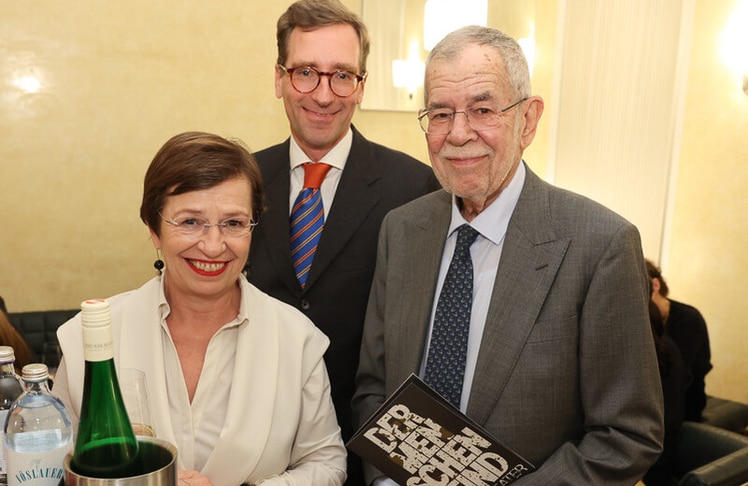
top-left (139, 131), bottom-right (265, 237)
top-left (645, 258), bottom-right (670, 297)
top-left (276, 0), bottom-right (371, 74)
top-left (0, 310), bottom-right (32, 372)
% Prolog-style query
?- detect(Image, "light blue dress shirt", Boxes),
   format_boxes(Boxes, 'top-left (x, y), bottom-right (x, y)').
top-left (419, 162), bottom-right (526, 413)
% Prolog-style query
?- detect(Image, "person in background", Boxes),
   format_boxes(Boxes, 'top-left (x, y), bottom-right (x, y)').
top-left (55, 132), bottom-right (346, 486)
top-left (646, 258), bottom-right (712, 422)
top-left (353, 25), bottom-right (664, 485)
top-left (0, 308), bottom-right (32, 372)
top-left (247, 2), bottom-right (439, 483)
top-left (644, 300), bottom-right (687, 485)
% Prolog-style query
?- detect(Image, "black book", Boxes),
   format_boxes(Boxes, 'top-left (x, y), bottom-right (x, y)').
top-left (348, 374), bottom-right (534, 486)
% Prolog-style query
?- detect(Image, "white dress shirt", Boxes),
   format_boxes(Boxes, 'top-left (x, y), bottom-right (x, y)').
top-left (288, 128), bottom-right (352, 216)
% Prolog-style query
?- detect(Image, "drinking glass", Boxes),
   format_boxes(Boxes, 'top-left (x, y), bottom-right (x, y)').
top-left (118, 367), bottom-right (156, 437)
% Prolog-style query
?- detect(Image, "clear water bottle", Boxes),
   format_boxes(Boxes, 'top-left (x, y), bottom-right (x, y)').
top-left (0, 347), bottom-right (24, 486)
top-left (4, 363), bottom-right (73, 486)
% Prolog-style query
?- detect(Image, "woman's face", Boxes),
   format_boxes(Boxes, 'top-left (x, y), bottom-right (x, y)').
top-left (150, 176), bottom-right (253, 303)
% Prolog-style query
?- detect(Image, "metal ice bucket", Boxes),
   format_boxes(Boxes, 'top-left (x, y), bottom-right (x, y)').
top-left (63, 437), bottom-right (177, 486)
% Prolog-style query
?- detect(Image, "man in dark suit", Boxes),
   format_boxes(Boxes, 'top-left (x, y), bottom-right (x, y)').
top-left (353, 26), bottom-right (664, 485)
top-left (247, 1), bottom-right (439, 484)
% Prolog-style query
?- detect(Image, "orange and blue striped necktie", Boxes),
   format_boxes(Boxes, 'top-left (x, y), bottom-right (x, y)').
top-left (290, 162), bottom-right (332, 288)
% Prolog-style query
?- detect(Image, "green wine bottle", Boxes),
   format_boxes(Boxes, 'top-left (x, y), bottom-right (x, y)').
top-left (71, 299), bottom-right (140, 478)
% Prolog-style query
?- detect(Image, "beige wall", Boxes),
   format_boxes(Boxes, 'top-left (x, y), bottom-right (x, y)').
top-left (1, 1), bottom-right (745, 402)
top-left (667, 0), bottom-right (748, 403)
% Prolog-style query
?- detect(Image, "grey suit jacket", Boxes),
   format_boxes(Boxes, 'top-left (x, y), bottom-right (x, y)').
top-left (353, 164), bottom-right (664, 485)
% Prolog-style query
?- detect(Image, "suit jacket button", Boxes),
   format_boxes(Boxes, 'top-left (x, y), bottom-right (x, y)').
top-left (300, 299), bottom-right (311, 310)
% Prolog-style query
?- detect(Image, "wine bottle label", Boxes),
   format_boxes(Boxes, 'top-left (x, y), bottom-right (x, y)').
top-left (6, 442), bottom-right (72, 486)
top-left (81, 325), bottom-right (114, 362)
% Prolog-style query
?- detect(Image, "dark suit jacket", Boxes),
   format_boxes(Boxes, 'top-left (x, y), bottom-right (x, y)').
top-left (248, 126), bottom-right (440, 484)
top-left (353, 164), bottom-right (665, 485)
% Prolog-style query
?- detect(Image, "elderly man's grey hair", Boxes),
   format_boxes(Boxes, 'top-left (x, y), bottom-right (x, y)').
top-left (425, 25), bottom-right (531, 104)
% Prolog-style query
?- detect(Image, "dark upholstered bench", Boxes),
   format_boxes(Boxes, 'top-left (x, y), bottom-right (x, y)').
top-left (675, 421), bottom-right (748, 486)
top-left (702, 396), bottom-right (748, 434)
top-left (7, 309), bottom-right (78, 362)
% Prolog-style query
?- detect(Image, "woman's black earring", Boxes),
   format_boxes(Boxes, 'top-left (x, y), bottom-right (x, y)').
top-left (154, 249), bottom-right (164, 274)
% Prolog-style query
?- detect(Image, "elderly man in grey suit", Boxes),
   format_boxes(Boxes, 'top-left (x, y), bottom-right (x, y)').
top-left (352, 26), bottom-right (664, 485)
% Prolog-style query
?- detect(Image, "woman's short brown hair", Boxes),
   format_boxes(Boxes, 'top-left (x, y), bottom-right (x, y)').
top-left (140, 131), bottom-right (265, 236)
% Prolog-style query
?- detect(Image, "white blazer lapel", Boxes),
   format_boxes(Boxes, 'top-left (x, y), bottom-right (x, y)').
top-left (116, 284), bottom-right (177, 449)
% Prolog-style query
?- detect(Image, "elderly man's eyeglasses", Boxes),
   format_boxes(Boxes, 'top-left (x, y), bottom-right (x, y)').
top-left (418, 98), bottom-right (528, 135)
top-left (278, 64), bottom-right (367, 98)
top-left (161, 214), bottom-right (258, 239)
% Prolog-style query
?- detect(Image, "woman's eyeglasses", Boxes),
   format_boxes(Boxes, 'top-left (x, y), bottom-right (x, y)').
top-left (161, 214), bottom-right (258, 239)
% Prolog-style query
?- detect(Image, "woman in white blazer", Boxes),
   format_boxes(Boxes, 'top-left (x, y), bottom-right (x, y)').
top-left (55, 131), bottom-right (346, 486)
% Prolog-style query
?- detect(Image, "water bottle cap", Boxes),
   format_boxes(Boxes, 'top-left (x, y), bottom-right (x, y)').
top-left (0, 345), bottom-right (15, 363)
top-left (21, 363), bottom-right (49, 382)
top-left (81, 299), bottom-right (111, 328)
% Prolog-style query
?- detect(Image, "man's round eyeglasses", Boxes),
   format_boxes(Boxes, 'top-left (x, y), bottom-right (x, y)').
top-left (278, 64), bottom-right (367, 98)
top-left (161, 214), bottom-right (258, 239)
top-left (418, 98), bottom-right (528, 135)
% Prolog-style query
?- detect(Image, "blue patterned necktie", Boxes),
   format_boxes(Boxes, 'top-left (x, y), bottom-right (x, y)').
top-left (290, 163), bottom-right (331, 288)
top-left (424, 224), bottom-right (480, 408)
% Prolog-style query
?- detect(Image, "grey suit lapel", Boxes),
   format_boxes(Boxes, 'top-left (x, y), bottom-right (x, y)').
top-left (467, 167), bottom-right (571, 425)
top-left (390, 192), bottom-right (452, 388)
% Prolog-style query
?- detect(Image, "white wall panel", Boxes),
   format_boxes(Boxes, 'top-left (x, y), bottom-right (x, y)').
top-left (549, 0), bottom-right (693, 260)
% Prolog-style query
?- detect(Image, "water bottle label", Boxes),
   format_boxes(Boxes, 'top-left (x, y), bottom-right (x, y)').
top-left (6, 443), bottom-right (72, 486)
top-left (0, 409), bottom-right (8, 474)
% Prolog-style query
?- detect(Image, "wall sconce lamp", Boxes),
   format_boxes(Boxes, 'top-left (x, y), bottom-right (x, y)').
top-left (720, 0), bottom-right (748, 95)
top-left (12, 74), bottom-right (42, 94)
top-left (392, 59), bottom-right (425, 100)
